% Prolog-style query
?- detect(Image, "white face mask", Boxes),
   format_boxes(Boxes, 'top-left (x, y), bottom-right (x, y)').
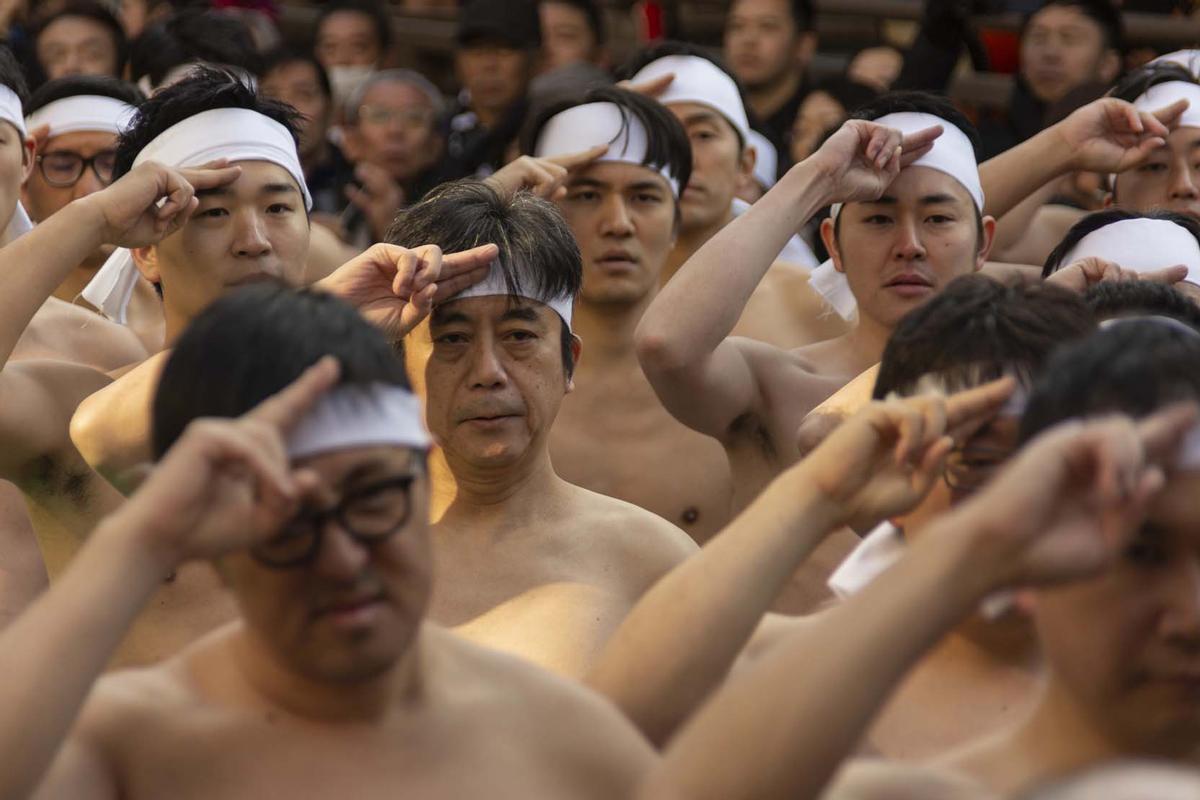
top-left (328, 65), bottom-right (376, 108)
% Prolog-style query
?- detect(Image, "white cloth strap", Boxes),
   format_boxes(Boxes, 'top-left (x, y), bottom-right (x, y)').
top-left (534, 101), bottom-right (681, 196)
top-left (288, 384), bottom-right (430, 460)
top-left (81, 107), bottom-right (311, 323)
top-left (0, 84), bottom-right (26, 138)
top-left (631, 55), bottom-right (751, 142)
top-left (1061, 217), bottom-right (1200, 284)
top-left (448, 258), bottom-right (574, 329)
top-left (25, 95), bottom-right (135, 137)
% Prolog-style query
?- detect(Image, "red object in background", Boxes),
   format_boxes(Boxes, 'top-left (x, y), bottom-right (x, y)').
top-left (980, 28), bottom-right (1020, 74)
top-left (636, 1), bottom-right (665, 42)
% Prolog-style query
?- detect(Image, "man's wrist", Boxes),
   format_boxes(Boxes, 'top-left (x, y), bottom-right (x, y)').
top-left (70, 194), bottom-right (117, 249)
top-left (95, 507), bottom-right (182, 582)
top-left (1040, 121), bottom-right (1083, 176)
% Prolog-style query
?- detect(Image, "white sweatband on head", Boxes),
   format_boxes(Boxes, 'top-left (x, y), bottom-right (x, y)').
top-left (446, 258), bottom-right (574, 329)
top-left (1133, 80), bottom-right (1200, 129)
top-left (1151, 49), bottom-right (1200, 75)
top-left (631, 54), bottom-right (751, 143)
top-left (1061, 217), bottom-right (1200, 285)
top-left (534, 101), bottom-right (681, 196)
top-left (25, 95), bottom-right (135, 137)
top-left (747, 129), bottom-right (777, 191)
top-left (81, 107), bottom-right (311, 324)
top-left (819, 112), bottom-right (982, 319)
top-left (0, 84), bottom-right (26, 138)
top-left (287, 384), bottom-right (431, 460)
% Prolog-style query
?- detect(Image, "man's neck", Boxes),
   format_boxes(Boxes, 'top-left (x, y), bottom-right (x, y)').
top-left (571, 289), bottom-right (655, 368)
top-left (429, 440), bottom-right (565, 525)
top-left (843, 314), bottom-right (894, 368)
top-left (746, 70), bottom-right (801, 122)
top-left (229, 622), bottom-right (425, 722)
top-left (663, 207), bottom-right (735, 286)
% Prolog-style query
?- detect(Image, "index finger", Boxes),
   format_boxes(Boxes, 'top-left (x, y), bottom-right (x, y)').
top-left (1138, 402), bottom-right (1200, 464)
top-left (901, 125), bottom-right (943, 155)
top-left (246, 356), bottom-right (341, 431)
top-left (619, 72), bottom-right (674, 98)
top-left (1141, 264), bottom-right (1189, 284)
top-left (944, 376), bottom-right (1017, 430)
top-left (547, 144), bottom-right (610, 170)
top-left (1152, 98), bottom-right (1189, 130)
top-left (439, 243), bottom-right (500, 277)
top-left (178, 164), bottom-right (243, 192)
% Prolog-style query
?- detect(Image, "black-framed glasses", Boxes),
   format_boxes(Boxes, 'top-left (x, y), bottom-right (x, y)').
top-left (36, 150), bottom-right (117, 188)
top-left (252, 476), bottom-right (416, 568)
top-left (942, 445), bottom-right (1012, 496)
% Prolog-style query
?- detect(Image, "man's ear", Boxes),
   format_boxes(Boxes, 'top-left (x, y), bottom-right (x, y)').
top-left (19, 136), bottom-right (35, 184)
top-left (820, 216), bottom-right (845, 274)
top-left (131, 245), bottom-right (161, 286)
top-left (975, 215), bottom-right (998, 271)
top-left (738, 141), bottom-right (757, 184)
top-left (565, 332), bottom-right (582, 393)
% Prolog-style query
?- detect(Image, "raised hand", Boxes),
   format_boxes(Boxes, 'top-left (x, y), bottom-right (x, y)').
top-left (114, 357), bottom-right (341, 571)
top-left (802, 377), bottom-right (1015, 530)
top-left (317, 242), bottom-right (499, 341)
top-left (810, 119), bottom-right (942, 206)
top-left (1047, 256), bottom-right (1189, 292)
top-left (81, 159), bottom-right (242, 248)
top-left (616, 71), bottom-right (675, 99)
top-left (959, 404), bottom-right (1197, 589)
top-left (1058, 97), bottom-right (1183, 175)
top-left (485, 145), bottom-right (610, 200)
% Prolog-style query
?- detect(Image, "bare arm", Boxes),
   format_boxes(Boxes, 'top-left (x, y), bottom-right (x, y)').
top-left (589, 381), bottom-right (1013, 746)
top-left (641, 406), bottom-right (1194, 800)
top-left (637, 123), bottom-right (939, 438)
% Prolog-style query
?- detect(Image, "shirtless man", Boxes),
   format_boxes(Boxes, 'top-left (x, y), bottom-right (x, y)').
top-left (387, 180), bottom-right (698, 677)
top-left (21, 74), bottom-right (164, 359)
top-left (518, 86), bottom-right (734, 542)
top-left (617, 43), bottom-right (843, 350)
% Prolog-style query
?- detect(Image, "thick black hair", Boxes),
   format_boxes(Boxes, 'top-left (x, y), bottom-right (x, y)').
top-left (114, 67), bottom-right (301, 179)
top-left (873, 275), bottom-right (1095, 400)
top-left (1042, 208), bottom-right (1200, 277)
top-left (129, 9), bottom-right (261, 91)
top-left (1084, 280), bottom-right (1200, 329)
top-left (520, 85), bottom-right (692, 195)
top-left (1024, 0), bottom-right (1124, 54)
top-left (543, 0), bottom-right (606, 45)
top-left (1108, 61), bottom-right (1195, 105)
top-left (615, 40), bottom-right (750, 150)
top-left (260, 47), bottom-right (333, 102)
top-left (386, 180), bottom-right (582, 378)
top-left (31, 1), bottom-right (128, 79)
top-left (812, 76), bottom-right (881, 116)
top-left (0, 44), bottom-right (28, 105)
top-left (729, 0), bottom-right (815, 32)
top-left (1020, 320), bottom-right (1200, 444)
top-left (25, 74), bottom-right (143, 116)
top-left (153, 283), bottom-right (412, 459)
top-left (315, 0), bottom-right (393, 54)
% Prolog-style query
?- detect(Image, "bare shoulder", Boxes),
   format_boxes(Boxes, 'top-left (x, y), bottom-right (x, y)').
top-left (561, 483), bottom-right (698, 569)
top-left (823, 758), bottom-right (998, 800)
top-left (76, 658), bottom-right (199, 737)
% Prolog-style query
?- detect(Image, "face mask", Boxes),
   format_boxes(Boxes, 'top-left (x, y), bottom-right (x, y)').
top-left (329, 65), bottom-right (376, 109)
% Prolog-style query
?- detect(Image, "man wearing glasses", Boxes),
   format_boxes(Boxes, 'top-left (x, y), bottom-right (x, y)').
top-left (823, 275), bottom-right (1097, 761)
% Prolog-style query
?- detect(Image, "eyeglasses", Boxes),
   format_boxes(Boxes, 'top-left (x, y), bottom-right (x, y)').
top-left (942, 445), bottom-right (1011, 496)
top-left (358, 105), bottom-right (435, 130)
top-left (252, 475), bottom-right (416, 568)
top-left (36, 150), bottom-right (118, 188)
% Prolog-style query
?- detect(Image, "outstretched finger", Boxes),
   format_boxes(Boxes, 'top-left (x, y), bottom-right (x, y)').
top-left (944, 376), bottom-right (1016, 431)
top-left (1151, 98), bottom-right (1190, 130)
top-left (901, 125), bottom-right (943, 155)
top-left (438, 243), bottom-right (500, 280)
top-left (432, 264), bottom-right (490, 301)
top-left (1141, 264), bottom-right (1190, 285)
top-left (618, 72), bottom-right (674, 98)
top-left (247, 356), bottom-right (341, 431)
top-left (1139, 402), bottom-right (1200, 464)
top-left (178, 164), bottom-right (242, 192)
top-left (547, 144), bottom-right (610, 170)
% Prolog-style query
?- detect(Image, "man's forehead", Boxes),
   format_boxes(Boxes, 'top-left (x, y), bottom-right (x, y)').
top-left (205, 159), bottom-right (302, 195)
top-left (1028, 4), bottom-right (1098, 31)
top-left (431, 295), bottom-right (555, 324)
top-left (43, 129), bottom-right (117, 152)
top-left (363, 81), bottom-right (433, 109)
top-left (857, 166), bottom-right (975, 207)
top-left (568, 160), bottom-right (673, 193)
top-left (296, 445), bottom-right (421, 480)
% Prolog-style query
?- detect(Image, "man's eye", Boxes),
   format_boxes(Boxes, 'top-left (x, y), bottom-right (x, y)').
top-left (267, 204), bottom-right (294, 214)
top-left (864, 215), bottom-right (891, 225)
top-left (568, 190), bottom-right (599, 202)
top-left (198, 207), bottom-right (229, 219)
top-left (506, 330), bottom-right (538, 342)
top-left (1139, 163), bottom-right (1167, 173)
top-left (435, 333), bottom-right (468, 344)
top-left (927, 215), bottom-right (954, 224)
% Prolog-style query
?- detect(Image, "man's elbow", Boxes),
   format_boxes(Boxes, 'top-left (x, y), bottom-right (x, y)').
top-left (635, 319), bottom-right (690, 376)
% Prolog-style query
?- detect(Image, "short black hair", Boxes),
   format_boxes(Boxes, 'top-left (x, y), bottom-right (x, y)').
top-left (316, 0), bottom-right (393, 54)
top-left (873, 275), bottom-right (1095, 400)
top-left (30, 1), bottom-right (128, 79)
top-left (260, 47), bottom-right (332, 102)
top-left (520, 85), bottom-right (692, 195)
top-left (1108, 61), bottom-right (1195, 106)
top-left (25, 74), bottom-right (143, 116)
top-left (1085, 280), bottom-right (1200, 329)
top-left (1024, 0), bottom-right (1124, 53)
top-left (812, 76), bottom-right (880, 116)
top-left (153, 283), bottom-right (412, 459)
top-left (542, 0), bottom-right (606, 45)
top-left (129, 9), bottom-right (261, 91)
top-left (0, 43), bottom-right (28, 106)
top-left (114, 66), bottom-right (301, 179)
top-left (729, 0), bottom-right (815, 32)
top-left (385, 180), bottom-right (582, 378)
top-left (1020, 320), bottom-right (1200, 444)
top-left (615, 40), bottom-right (749, 150)
top-left (1043, 208), bottom-right (1200, 278)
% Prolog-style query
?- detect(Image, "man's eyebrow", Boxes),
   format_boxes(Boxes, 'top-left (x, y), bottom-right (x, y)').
top-left (861, 195), bottom-right (897, 205)
top-left (919, 193), bottom-right (961, 205)
top-left (568, 176), bottom-right (609, 189)
top-left (682, 110), bottom-right (723, 128)
top-left (195, 186), bottom-right (233, 199)
top-left (630, 180), bottom-right (669, 193)
top-left (261, 182), bottom-right (300, 196)
top-left (430, 308), bottom-right (470, 326)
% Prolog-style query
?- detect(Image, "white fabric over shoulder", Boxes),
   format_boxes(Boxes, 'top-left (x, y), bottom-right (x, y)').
top-left (746, 129), bottom-right (777, 191)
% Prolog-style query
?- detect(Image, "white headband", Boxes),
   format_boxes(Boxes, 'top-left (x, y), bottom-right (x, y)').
top-left (81, 107), bottom-right (311, 324)
top-left (747, 129), bottom-right (777, 191)
top-left (288, 383), bottom-right (431, 460)
top-left (631, 55), bottom-right (751, 142)
top-left (816, 112), bottom-right (983, 321)
top-left (25, 95), bottom-right (135, 137)
top-left (1061, 218), bottom-right (1200, 284)
top-left (1151, 50), bottom-right (1200, 76)
top-left (0, 84), bottom-right (26, 139)
top-left (446, 258), bottom-right (574, 329)
top-left (1133, 80), bottom-right (1200, 130)
top-left (534, 101), bottom-right (681, 196)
